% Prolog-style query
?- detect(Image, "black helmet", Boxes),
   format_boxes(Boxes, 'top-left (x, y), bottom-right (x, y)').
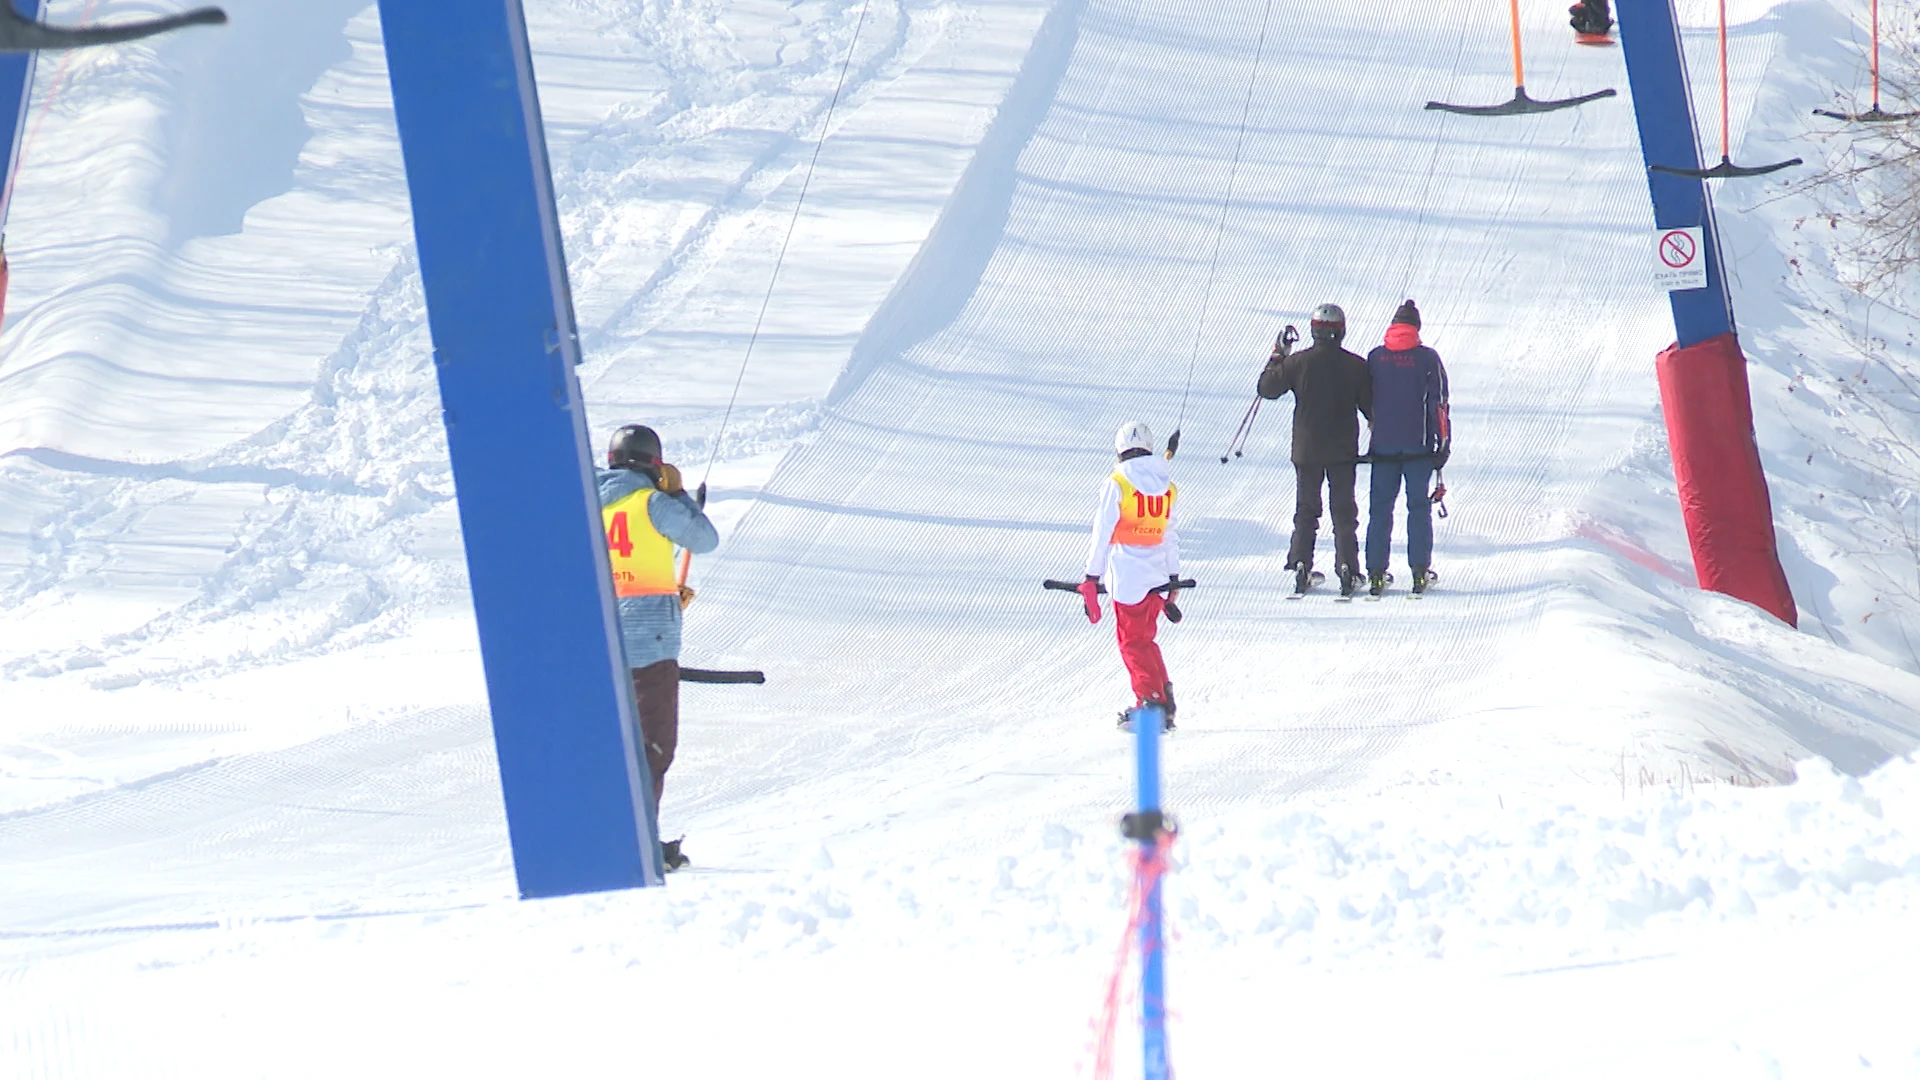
top-left (607, 424), bottom-right (663, 471)
top-left (1309, 303), bottom-right (1346, 344)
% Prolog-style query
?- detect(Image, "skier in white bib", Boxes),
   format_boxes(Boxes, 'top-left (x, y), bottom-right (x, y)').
top-left (1077, 421), bottom-right (1181, 730)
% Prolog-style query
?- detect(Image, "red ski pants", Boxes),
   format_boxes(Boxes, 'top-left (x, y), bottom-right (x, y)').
top-left (1113, 593), bottom-right (1169, 705)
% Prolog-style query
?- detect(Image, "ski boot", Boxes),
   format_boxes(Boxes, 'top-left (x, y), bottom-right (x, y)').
top-left (662, 837), bottom-right (690, 872)
top-left (1116, 698), bottom-right (1175, 733)
top-left (1410, 567), bottom-right (1434, 597)
top-left (1293, 563), bottom-right (1314, 596)
top-left (1569, 0), bottom-right (1614, 42)
top-left (1366, 571), bottom-right (1387, 599)
top-left (1337, 564), bottom-right (1361, 600)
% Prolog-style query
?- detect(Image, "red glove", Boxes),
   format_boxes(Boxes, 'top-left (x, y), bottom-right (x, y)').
top-left (1077, 576), bottom-right (1103, 624)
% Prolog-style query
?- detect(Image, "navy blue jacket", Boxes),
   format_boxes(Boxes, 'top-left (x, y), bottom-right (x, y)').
top-left (1365, 327), bottom-right (1450, 459)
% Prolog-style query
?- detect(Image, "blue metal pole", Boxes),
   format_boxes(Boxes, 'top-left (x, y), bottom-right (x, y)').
top-left (377, 0), bottom-right (662, 897)
top-left (1133, 704), bottom-right (1169, 1080)
top-left (1616, 0), bottom-right (1737, 347)
top-left (0, 1), bottom-right (45, 230)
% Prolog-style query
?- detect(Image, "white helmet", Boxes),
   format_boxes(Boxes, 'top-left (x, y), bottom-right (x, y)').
top-left (1114, 420), bottom-right (1155, 456)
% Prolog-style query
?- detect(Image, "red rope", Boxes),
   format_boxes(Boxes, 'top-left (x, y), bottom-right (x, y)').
top-left (1091, 832), bottom-right (1175, 1080)
top-left (2, 0), bottom-right (100, 220)
top-left (1871, 0), bottom-right (1882, 109)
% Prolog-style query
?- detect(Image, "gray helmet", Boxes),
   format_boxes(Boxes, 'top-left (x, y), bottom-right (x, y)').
top-left (1309, 303), bottom-right (1346, 344)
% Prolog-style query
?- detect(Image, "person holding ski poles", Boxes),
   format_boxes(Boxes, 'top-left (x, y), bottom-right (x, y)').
top-left (1364, 300), bottom-right (1451, 598)
top-left (1257, 303), bottom-right (1373, 598)
top-left (598, 423), bottom-right (720, 870)
top-left (1078, 421), bottom-right (1180, 730)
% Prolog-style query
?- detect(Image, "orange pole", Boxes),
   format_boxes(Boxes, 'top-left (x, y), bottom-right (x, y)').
top-left (1509, 0), bottom-right (1526, 89)
top-left (1728, 0), bottom-right (1743, 157)
top-left (1871, 0), bottom-right (1882, 108)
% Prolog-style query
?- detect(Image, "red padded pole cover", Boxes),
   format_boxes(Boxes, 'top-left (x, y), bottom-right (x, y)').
top-left (1654, 333), bottom-right (1797, 626)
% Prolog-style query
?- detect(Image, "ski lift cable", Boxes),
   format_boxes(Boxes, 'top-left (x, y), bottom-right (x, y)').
top-left (1813, 0), bottom-right (1917, 122)
top-left (1172, 0), bottom-right (1278, 441)
top-left (1401, 17), bottom-right (1475, 296)
top-left (700, 0), bottom-right (874, 488)
top-left (1650, 0), bottom-right (1800, 177)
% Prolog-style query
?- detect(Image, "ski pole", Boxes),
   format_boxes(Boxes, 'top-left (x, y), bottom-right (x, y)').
top-left (674, 482), bottom-right (709, 606)
top-left (1218, 395), bottom-right (1262, 463)
top-left (1431, 470), bottom-right (1449, 519)
top-left (1220, 324), bottom-right (1295, 463)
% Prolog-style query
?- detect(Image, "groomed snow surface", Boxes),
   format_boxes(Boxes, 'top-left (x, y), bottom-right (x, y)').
top-left (3, 0), bottom-right (1920, 1076)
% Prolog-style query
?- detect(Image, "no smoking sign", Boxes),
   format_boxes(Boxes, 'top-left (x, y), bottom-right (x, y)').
top-left (1652, 226), bottom-right (1707, 291)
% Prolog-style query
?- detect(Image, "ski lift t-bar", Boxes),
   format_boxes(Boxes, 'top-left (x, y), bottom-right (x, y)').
top-left (0, 5), bottom-right (226, 51)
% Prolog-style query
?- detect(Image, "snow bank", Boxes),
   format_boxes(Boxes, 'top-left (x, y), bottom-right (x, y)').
top-left (633, 755), bottom-right (1920, 971)
top-left (6, 754), bottom-right (1916, 1077)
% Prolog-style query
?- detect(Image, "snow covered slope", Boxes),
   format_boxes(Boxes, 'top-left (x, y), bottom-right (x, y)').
top-left (4, 0), bottom-right (1920, 1073)
top-left (674, 0), bottom-right (1920, 874)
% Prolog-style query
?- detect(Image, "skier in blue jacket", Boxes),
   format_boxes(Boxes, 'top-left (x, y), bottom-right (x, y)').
top-left (1363, 301), bottom-right (1451, 597)
top-left (597, 423), bottom-right (720, 870)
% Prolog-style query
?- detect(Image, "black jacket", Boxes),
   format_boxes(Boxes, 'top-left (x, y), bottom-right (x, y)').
top-left (1256, 341), bottom-right (1373, 465)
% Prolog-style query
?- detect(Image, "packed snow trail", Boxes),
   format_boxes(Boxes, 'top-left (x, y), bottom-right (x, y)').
top-left (4, 0), bottom-right (1920, 1074)
top-left (0, 0), bottom-right (1913, 900)
top-left (669, 0), bottom-right (1916, 869)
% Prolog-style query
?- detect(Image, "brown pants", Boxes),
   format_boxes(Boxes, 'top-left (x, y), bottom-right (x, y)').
top-left (631, 659), bottom-right (680, 814)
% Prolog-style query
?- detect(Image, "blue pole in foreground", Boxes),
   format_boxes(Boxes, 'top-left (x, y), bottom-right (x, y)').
top-left (0, 1), bottom-right (44, 231)
top-left (377, 0), bottom-right (662, 897)
top-left (1132, 704), bottom-right (1169, 1080)
top-left (1616, 0), bottom-right (1737, 347)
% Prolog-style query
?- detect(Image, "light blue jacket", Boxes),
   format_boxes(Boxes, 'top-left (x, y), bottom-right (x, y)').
top-left (596, 468), bottom-right (720, 669)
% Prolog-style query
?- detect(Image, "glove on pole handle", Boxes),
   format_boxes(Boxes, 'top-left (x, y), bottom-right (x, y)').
top-left (1043, 578), bottom-right (1197, 595)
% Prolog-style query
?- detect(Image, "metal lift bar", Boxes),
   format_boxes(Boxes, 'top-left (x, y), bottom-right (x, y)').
top-left (1427, 0), bottom-right (1617, 115)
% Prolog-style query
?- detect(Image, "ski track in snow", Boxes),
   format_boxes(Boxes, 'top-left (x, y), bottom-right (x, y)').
top-left (1, 0), bottom-right (1919, 1073)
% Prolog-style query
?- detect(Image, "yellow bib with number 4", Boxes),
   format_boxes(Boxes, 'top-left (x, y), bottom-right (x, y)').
top-left (603, 489), bottom-right (678, 597)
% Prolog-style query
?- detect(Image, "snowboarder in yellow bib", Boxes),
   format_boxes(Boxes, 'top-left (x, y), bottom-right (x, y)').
top-left (597, 424), bottom-right (718, 871)
top-left (1078, 421), bottom-right (1181, 731)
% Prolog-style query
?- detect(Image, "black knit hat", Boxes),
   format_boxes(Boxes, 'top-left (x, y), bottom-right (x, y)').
top-left (1391, 300), bottom-right (1421, 328)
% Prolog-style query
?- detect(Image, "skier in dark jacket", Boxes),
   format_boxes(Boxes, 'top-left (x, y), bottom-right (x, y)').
top-left (1258, 303), bottom-right (1374, 597)
top-left (1363, 300), bottom-right (1451, 597)
top-left (597, 423), bottom-right (720, 870)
